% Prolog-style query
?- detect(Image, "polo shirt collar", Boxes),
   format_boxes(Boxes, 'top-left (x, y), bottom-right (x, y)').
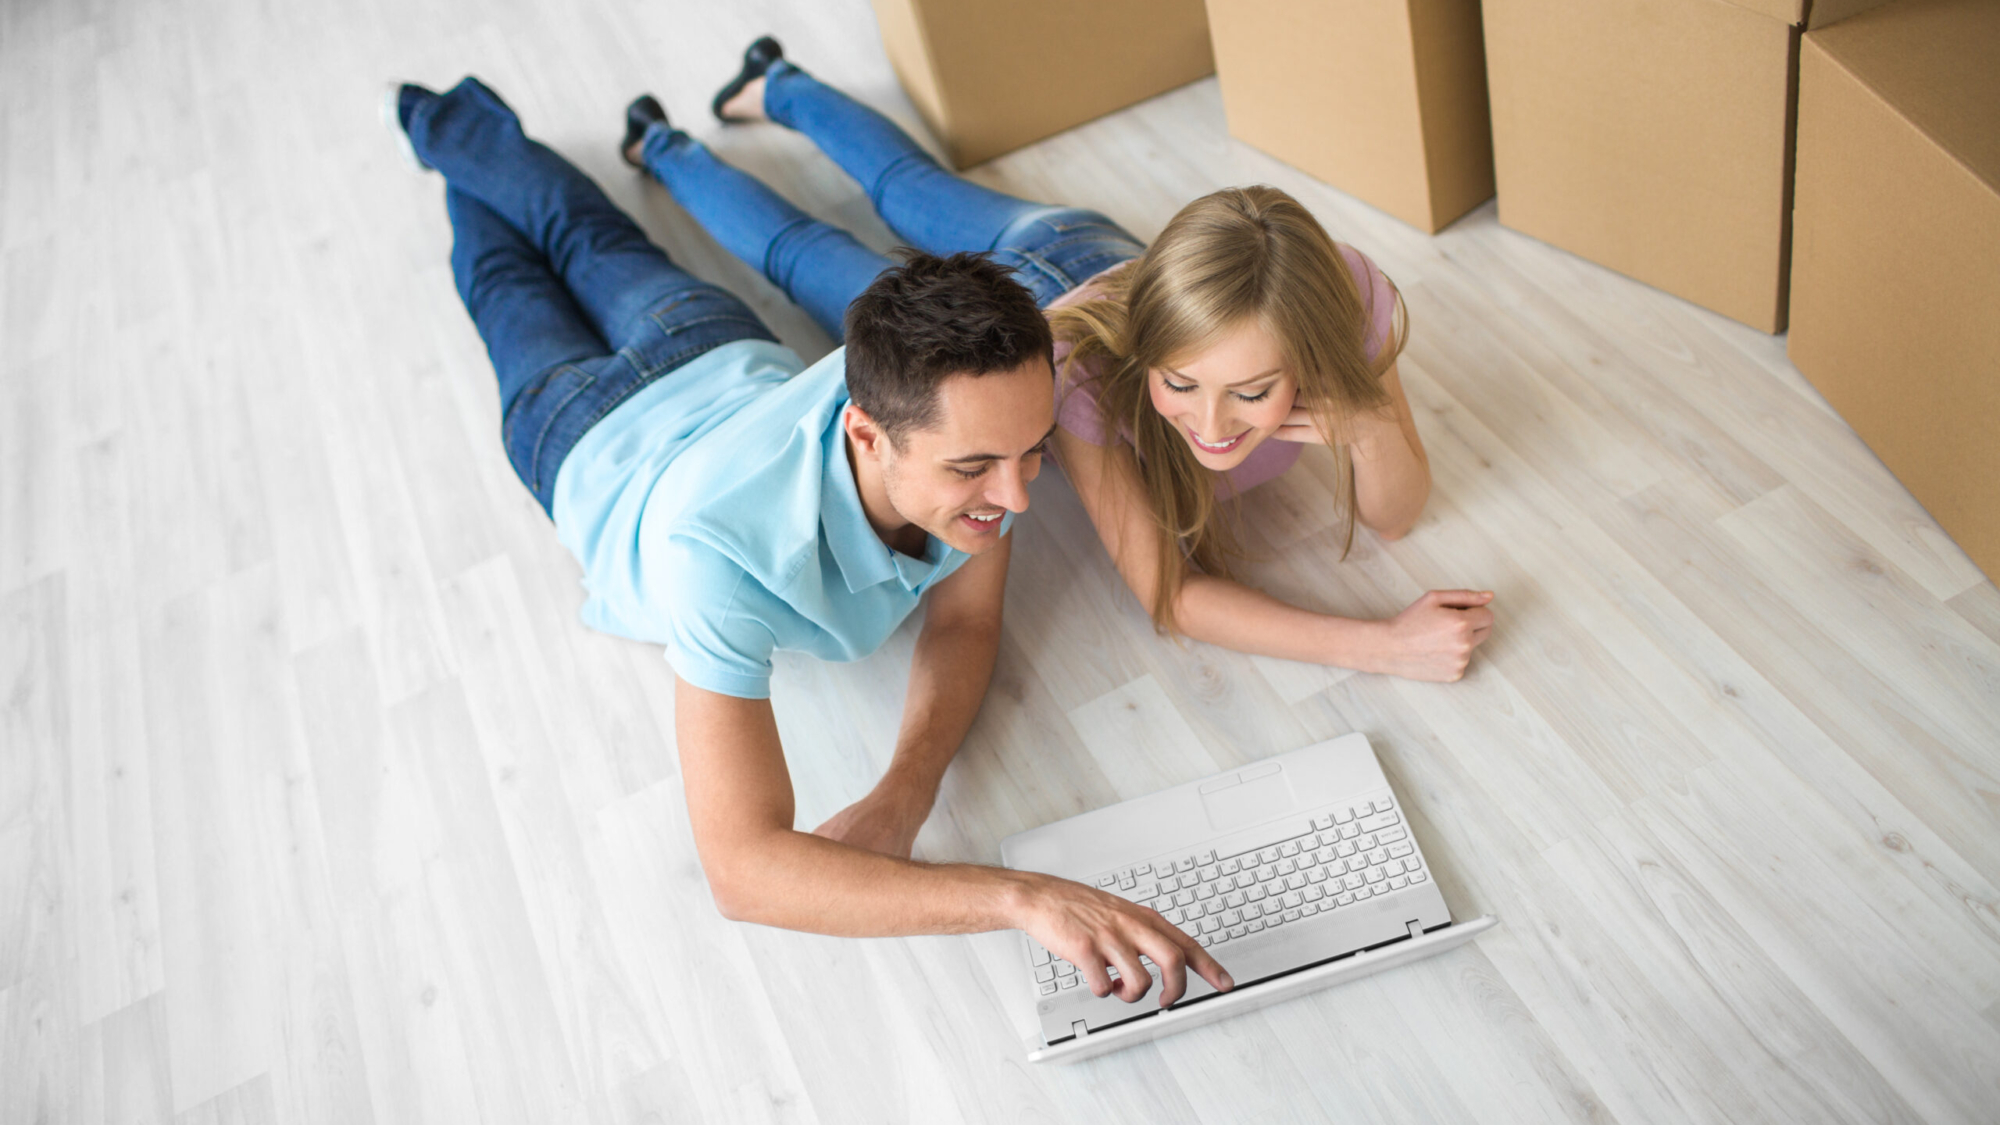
top-left (820, 409), bottom-right (950, 594)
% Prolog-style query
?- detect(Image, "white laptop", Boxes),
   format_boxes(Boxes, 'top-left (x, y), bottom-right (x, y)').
top-left (1001, 731), bottom-right (1496, 1063)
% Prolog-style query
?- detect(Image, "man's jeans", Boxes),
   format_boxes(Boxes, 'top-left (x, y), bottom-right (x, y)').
top-left (637, 61), bottom-right (1147, 339)
top-left (406, 77), bottom-right (778, 513)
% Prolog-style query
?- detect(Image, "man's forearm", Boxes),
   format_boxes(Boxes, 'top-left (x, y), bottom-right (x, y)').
top-left (710, 826), bottom-right (1035, 935)
top-left (710, 819), bottom-right (1235, 1011)
top-left (879, 614), bottom-right (1001, 802)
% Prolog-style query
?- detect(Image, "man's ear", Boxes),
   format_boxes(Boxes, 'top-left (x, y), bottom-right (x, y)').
top-left (843, 403), bottom-right (891, 463)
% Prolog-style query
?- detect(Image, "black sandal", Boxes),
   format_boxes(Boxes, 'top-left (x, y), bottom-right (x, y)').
top-left (621, 94), bottom-right (668, 168)
top-left (711, 35), bottom-right (785, 122)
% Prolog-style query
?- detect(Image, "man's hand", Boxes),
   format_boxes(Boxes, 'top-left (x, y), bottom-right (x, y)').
top-left (1368, 589), bottom-right (1495, 681)
top-left (1013, 873), bottom-right (1235, 1007)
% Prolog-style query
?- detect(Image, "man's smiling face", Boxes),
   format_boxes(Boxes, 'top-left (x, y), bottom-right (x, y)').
top-left (848, 357), bottom-right (1056, 556)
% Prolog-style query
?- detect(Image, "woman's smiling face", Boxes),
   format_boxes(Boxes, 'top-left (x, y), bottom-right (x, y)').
top-left (1147, 318), bottom-right (1297, 470)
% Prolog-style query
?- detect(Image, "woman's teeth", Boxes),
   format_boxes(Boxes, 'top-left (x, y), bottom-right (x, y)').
top-left (1190, 431), bottom-right (1243, 453)
top-left (966, 512), bottom-right (1001, 522)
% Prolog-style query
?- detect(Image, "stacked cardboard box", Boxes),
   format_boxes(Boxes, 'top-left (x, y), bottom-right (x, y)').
top-left (1787, 0), bottom-right (2000, 580)
top-left (869, 0), bottom-right (1215, 168)
top-left (1481, 0), bottom-right (1892, 333)
top-left (1203, 0), bottom-right (1496, 234)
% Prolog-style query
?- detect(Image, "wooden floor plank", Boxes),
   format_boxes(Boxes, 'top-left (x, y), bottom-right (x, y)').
top-left (9, 0), bottom-right (2000, 1119)
top-left (98, 993), bottom-right (175, 1125)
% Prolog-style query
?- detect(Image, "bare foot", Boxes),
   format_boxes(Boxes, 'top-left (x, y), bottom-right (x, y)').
top-left (812, 789), bottom-right (926, 858)
top-left (719, 76), bottom-right (768, 122)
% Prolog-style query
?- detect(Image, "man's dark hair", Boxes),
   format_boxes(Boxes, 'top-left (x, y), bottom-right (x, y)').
top-left (843, 251), bottom-right (1054, 443)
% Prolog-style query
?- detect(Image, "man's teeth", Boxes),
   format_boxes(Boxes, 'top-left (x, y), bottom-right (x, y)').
top-left (967, 512), bottom-right (1001, 522)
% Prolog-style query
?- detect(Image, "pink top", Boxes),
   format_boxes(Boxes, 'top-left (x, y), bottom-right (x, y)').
top-left (1048, 244), bottom-right (1398, 494)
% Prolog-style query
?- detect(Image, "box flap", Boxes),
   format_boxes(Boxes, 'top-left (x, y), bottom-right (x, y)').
top-left (1806, 0), bottom-right (1898, 29)
top-left (1712, 0), bottom-right (1809, 25)
top-left (1706, 0), bottom-right (1894, 29)
top-left (1807, 0), bottom-right (2000, 191)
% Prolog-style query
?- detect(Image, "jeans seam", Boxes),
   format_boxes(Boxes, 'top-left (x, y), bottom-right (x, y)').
top-left (505, 364), bottom-right (598, 497)
top-left (997, 247), bottom-right (1072, 296)
top-left (1034, 227), bottom-right (1141, 249)
top-left (992, 205), bottom-right (1096, 244)
top-left (568, 366), bottom-right (649, 444)
top-left (628, 324), bottom-right (770, 378)
top-left (645, 308), bottom-right (764, 337)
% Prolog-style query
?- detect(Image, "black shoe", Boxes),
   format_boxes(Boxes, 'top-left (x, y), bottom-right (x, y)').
top-left (622, 94), bottom-right (668, 168)
top-left (712, 35), bottom-right (784, 122)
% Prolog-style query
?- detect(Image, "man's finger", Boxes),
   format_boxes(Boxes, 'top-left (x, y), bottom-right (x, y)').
top-left (1155, 922), bottom-right (1233, 997)
top-left (1183, 933), bottom-right (1234, 995)
top-left (1144, 933), bottom-right (1191, 1006)
top-left (1078, 956), bottom-right (1116, 999)
top-left (1108, 944), bottom-right (1151, 1003)
top-left (1430, 589), bottom-right (1494, 608)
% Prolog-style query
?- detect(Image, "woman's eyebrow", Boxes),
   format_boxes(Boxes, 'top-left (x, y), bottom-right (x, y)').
top-left (1161, 365), bottom-right (1284, 388)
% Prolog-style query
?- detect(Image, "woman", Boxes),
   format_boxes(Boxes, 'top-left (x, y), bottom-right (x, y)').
top-left (626, 38), bottom-right (1495, 682)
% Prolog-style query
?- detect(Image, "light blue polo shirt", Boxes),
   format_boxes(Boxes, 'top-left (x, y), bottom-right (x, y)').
top-left (550, 339), bottom-right (1014, 699)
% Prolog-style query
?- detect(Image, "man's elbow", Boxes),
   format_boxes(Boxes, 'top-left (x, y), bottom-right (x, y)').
top-left (711, 888), bottom-right (754, 924)
top-left (700, 844), bottom-right (773, 924)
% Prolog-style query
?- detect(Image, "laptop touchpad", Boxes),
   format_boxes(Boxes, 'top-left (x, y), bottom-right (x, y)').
top-left (1202, 767), bottom-right (1297, 832)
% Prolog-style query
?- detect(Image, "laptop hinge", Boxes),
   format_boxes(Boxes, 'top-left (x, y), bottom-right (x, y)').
top-left (1070, 1020), bottom-right (1090, 1040)
top-left (1407, 919), bottom-right (1425, 940)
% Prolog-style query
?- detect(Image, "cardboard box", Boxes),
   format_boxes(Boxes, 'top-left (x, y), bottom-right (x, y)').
top-left (1481, 0), bottom-right (1889, 333)
top-left (869, 0), bottom-right (1215, 168)
top-left (1787, 0), bottom-right (2000, 580)
top-left (1204, 0), bottom-right (1495, 234)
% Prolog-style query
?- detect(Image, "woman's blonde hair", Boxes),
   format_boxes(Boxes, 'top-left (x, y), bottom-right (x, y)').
top-left (1047, 185), bottom-right (1408, 634)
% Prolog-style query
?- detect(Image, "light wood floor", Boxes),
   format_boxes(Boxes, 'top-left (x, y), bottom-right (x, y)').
top-left (6, 0), bottom-right (1999, 1121)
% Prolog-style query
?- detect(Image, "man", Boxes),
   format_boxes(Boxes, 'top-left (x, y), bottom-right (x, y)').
top-left (387, 77), bottom-right (1232, 1006)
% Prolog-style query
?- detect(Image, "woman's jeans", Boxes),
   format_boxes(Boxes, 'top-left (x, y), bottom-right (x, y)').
top-left (406, 78), bottom-right (778, 513)
top-left (638, 61), bottom-right (1147, 338)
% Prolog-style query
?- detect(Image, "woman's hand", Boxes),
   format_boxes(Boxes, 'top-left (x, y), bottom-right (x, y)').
top-left (1368, 589), bottom-right (1495, 681)
top-left (1272, 404), bottom-right (1330, 444)
top-left (1271, 403), bottom-right (1403, 448)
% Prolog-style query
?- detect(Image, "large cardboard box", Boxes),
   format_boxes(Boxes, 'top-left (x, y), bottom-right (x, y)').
top-left (1204, 0), bottom-right (1495, 234)
top-left (869, 0), bottom-right (1215, 168)
top-left (1482, 0), bottom-right (1889, 333)
top-left (1787, 0), bottom-right (2000, 580)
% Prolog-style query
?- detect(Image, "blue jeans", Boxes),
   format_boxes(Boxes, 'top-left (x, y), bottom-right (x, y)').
top-left (638, 62), bottom-right (1147, 339)
top-left (406, 77), bottom-right (779, 514)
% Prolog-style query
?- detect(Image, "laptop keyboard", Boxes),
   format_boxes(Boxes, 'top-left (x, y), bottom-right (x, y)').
top-left (1023, 793), bottom-right (1429, 995)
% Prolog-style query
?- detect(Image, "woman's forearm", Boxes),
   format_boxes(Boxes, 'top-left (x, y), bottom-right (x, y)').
top-left (1169, 573), bottom-right (1493, 682)
top-left (1349, 422), bottom-right (1430, 539)
top-left (1171, 572), bottom-right (1385, 670)
top-left (1348, 364), bottom-right (1431, 539)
